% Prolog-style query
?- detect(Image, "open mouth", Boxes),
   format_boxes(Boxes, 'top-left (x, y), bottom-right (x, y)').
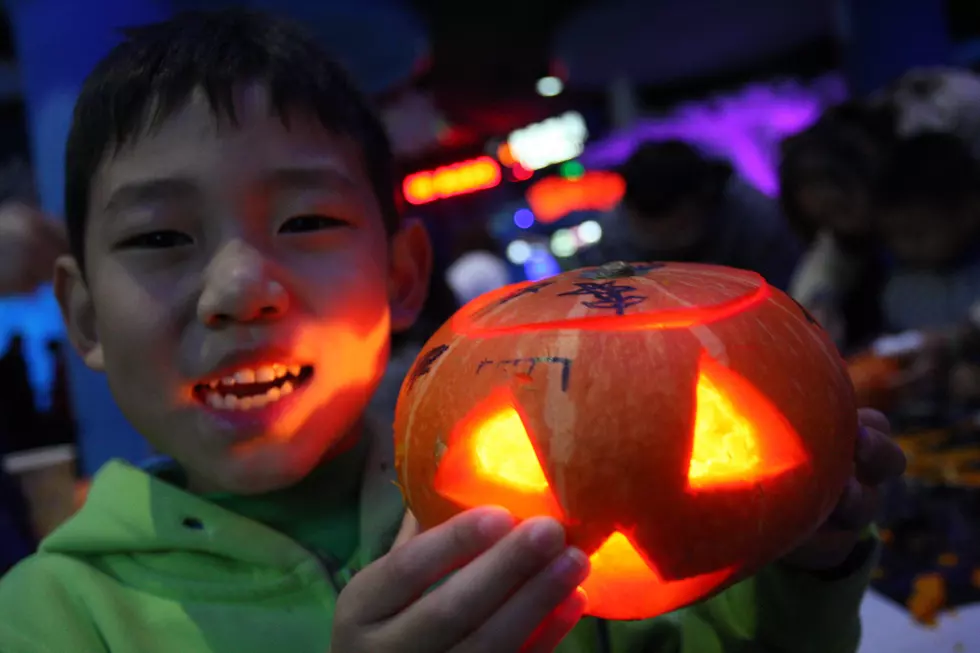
top-left (193, 364), bottom-right (314, 411)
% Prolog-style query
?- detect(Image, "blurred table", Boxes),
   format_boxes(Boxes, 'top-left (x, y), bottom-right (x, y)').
top-left (859, 589), bottom-right (980, 652)
top-left (870, 426), bottom-right (980, 627)
top-left (2, 445), bottom-right (77, 538)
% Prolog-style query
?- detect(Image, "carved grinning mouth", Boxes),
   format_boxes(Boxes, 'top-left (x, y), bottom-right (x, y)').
top-left (193, 364), bottom-right (315, 411)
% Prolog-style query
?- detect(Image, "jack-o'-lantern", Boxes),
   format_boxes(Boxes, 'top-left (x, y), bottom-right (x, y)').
top-left (394, 261), bottom-right (857, 621)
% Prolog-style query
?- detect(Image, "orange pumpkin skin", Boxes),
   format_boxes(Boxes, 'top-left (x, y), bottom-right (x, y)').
top-left (394, 262), bottom-right (857, 621)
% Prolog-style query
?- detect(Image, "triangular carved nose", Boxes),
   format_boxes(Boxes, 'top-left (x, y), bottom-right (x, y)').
top-left (580, 529), bottom-right (735, 620)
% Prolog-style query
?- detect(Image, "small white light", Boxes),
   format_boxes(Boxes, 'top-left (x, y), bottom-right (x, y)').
top-left (577, 220), bottom-right (602, 245)
top-left (536, 76), bottom-right (564, 98)
top-left (506, 239), bottom-right (532, 265)
top-left (550, 229), bottom-right (578, 258)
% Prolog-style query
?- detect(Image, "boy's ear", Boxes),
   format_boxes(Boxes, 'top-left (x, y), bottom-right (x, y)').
top-left (387, 218), bottom-right (432, 333)
top-left (53, 255), bottom-right (104, 371)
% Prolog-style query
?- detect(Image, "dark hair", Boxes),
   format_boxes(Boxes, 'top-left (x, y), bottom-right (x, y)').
top-left (778, 101), bottom-right (896, 241)
top-left (619, 140), bottom-right (732, 219)
top-left (876, 131), bottom-right (980, 212)
top-left (64, 9), bottom-right (398, 271)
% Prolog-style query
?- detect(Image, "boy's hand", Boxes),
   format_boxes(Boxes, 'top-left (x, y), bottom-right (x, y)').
top-left (332, 507), bottom-right (589, 653)
top-left (781, 408), bottom-right (906, 572)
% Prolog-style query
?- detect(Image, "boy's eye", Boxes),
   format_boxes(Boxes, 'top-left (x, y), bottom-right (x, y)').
top-left (116, 230), bottom-right (194, 250)
top-left (279, 214), bottom-right (349, 233)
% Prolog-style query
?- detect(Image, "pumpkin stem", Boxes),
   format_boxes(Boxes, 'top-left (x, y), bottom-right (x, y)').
top-left (595, 261), bottom-right (637, 279)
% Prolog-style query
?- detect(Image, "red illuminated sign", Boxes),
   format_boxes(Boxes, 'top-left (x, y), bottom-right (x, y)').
top-left (526, 171), bottom-right (625, 223)
top-left (403, 156), bottom-right (502, 205)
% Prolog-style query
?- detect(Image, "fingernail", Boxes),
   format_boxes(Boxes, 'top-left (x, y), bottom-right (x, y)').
top-left (527, 519), bottom-right (565, 555)
top-left (550, 548), bottom-right (590, 581)
top-left (477, 510), bottom-right (514, 540)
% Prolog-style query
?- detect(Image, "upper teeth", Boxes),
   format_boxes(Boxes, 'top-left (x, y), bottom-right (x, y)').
top-left (208, 364), bottom-right (300, 388)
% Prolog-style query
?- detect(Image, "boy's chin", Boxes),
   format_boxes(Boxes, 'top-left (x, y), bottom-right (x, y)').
top-left (184, 430), bottom-right (349, 495)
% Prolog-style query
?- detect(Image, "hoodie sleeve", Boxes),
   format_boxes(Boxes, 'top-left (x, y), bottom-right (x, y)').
top-left (604, 537), bottom-right (878, 653)
top-left (0, 554), bottom-right (109, 653)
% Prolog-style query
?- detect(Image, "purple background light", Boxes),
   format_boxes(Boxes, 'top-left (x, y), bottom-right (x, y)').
top-left (581, 74), bottom-right (847, 196)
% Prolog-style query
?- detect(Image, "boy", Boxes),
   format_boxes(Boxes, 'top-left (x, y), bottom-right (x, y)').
top-left (0, 10), bottom-right (905, 653)
top-left (873, 132), bottom-right (980, 405)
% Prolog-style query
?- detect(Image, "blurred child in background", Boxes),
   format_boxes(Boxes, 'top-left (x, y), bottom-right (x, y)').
top-left (588, 140), bottom-right (802, 290)
top-left (781, 102), bottom-right (895, 352)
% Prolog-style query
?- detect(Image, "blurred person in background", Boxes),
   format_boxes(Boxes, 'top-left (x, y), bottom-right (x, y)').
top-left (584, 140), bottom-right (801, 289)
top-left (780, 102), bottom-right (895, 351)
top-left (871, 132), bottom-right (980, 410)
top-left (877, 132), bottom-right (980, 333)
top-left (0, 161), bottom-right (66, 573)
top-left (877, 67), bottom-right (980, 157)
top-left (0, 160), bottom-right (66, 296)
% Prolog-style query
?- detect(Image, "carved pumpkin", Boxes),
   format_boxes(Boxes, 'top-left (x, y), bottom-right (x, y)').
top-left (394, 261), bottom-right (857, 621)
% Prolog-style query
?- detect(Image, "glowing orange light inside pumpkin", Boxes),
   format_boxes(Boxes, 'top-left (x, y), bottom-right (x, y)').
top-left (581, 530), bottom-right (736, 620)
top-left (471, 408), bottom-right (551, 493)
top-left (688, 353), bottom-right (807, 489)
top-left (434, 389), bottom-right (565, 521)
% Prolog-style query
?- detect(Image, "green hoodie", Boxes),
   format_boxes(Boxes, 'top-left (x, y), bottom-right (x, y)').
top-left (0, 419), bottom-right (874, 653)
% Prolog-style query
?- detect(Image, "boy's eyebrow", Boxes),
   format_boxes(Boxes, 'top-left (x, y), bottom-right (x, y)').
top-left (103, 177), bottom-right (201, 214)
top-left (102, 166), bottom-right (358, 214)
top-left (261, 165), bottom-right (359, 192)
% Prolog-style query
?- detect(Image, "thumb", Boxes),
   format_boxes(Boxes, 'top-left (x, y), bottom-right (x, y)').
top-left (392, 511), bottom-right (420, 549)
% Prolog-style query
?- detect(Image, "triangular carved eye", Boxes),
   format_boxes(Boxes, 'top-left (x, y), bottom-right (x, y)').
top-left (687, 352), bottom-right (808, 490)
top-left (434, 388), bottom-right (566, 521)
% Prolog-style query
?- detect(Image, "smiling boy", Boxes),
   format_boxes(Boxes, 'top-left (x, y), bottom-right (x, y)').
top-left (0, 9), bottom-right (906, 653)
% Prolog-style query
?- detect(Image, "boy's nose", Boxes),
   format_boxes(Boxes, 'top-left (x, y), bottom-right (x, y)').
top-left (198, 241), bottom-right (289, 327)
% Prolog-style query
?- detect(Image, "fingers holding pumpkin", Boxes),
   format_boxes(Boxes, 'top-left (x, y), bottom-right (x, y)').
top-left (348, 507), bottom-right (516, 622)
top-left (827, 477), bottom-right (880, 531)
top-left (854, 411), bottom-right (906, 487)
top-left (399, 517), bottom-right (588, 651)
top-left (857, 408), bottom-right (891, 436)
top-left (392, 511), bottom-right (421, 549)
top-left (830, 410), bottom-right (903, 528)
top-left (779, 411), bottom-right (904, 572)
top-left (518, 588), bottom-right (589, 653)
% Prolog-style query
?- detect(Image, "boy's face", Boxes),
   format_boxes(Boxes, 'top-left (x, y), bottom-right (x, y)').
top-left (795, 178), bottom-right (871, 239)
top-left (56, 87), bottom-right (430, 494)
top-left (626, 200), bottom-right (708, 261)
top-left (880, 202), bottom-right (980, 270)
